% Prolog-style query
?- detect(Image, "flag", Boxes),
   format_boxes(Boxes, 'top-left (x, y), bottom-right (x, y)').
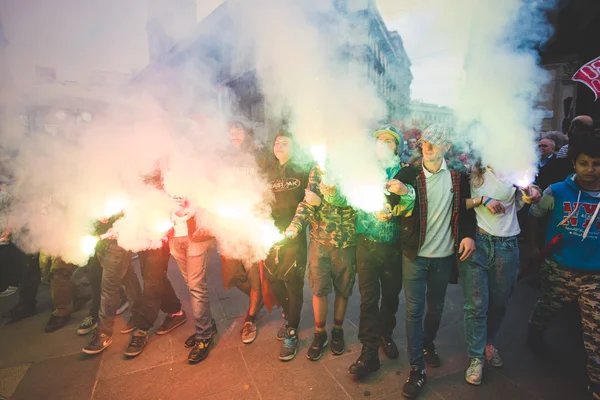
top-left (572, 56), bottom-right (600, 101)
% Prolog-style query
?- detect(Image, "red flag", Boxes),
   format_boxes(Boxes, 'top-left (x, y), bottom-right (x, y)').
top-left (572, 56), bottom-right (600, 101)
top-left (518, 234), bottom-right (563, 280)
top-left (259, 260), bottom-right (279, 313)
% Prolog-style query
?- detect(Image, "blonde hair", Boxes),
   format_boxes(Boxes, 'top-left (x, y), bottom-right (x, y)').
top-left (469, 161), bottom-right (486, 189)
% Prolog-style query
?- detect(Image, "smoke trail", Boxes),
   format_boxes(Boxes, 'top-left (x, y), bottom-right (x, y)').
top-left (227, 0), bottom-right (392, 212)
top-left (384, 0), bottom-right (555, 183)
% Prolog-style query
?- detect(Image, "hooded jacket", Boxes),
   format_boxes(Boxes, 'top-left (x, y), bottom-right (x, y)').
top-left (530, 175), bottom-right (600, 272)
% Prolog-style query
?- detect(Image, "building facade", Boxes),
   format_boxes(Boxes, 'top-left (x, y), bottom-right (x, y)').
top-left (136, 0), bottom-right (412, 141)
top-left (408, 100), bottom-right (454, 126)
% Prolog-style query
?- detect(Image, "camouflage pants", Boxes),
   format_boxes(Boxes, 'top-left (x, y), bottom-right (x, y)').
top-left (530, 259), bottom-right (600, 383)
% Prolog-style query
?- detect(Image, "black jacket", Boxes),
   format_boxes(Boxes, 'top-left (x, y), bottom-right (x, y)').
top-left (391, 164), bottom-right (476, 282)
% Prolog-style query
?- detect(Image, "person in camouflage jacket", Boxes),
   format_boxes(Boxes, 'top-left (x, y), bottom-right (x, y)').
top-left (286, 164), bottom-right (356, 361)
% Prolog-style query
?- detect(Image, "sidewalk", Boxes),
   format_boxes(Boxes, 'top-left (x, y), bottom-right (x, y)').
top-left (0, 250), bottom-right (590, 400)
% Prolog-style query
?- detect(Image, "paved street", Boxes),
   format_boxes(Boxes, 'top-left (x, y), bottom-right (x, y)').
top-left (0, 250), bottom-right (591, 400)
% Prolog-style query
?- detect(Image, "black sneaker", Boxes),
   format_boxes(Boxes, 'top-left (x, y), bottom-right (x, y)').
top-left (77, 315), bottom-right (98, 335)
top-left (588, 381), bottom-right (600, 400)
top-left (4, 302), bottom-right (36, 323)
top-left (402, 367), bottom-right (427, 399)
top-left (124, 329), bottom-right (148, 357)
top-left (527, 324), bottom-right (544, 355)
top-left (82, 331), bottom-right (113, 355)
top-left (348, 348), bottom-right (380, 377)
top-left (306, 332), bottom-right (328, 361)
top-left (45, 314), bottom-right (70, 333)
top-left (423, 342), bottom-right (440, 368)
top-left (188, 338), bottom-right (213, 364)
top-left (156, 310), bottom-right (187, 335)
top-left (120, 317), bottom-right (137, 334)
top-left (185, 318), bottom-right (217, 348)
top-left (381, 335), bottom-right (399, 359)
top-left (331, 328), bottom-right (345, 355)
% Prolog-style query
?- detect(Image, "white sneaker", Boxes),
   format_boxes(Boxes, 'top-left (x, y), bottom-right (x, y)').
top-left (241, 321), bottom-right (257, 344)
top-left (465, 358), bottom-right (483, 386)
top-left (485, 343), bottom-right (504, 367)
top-left (0, 286), bottom-right (18, 297)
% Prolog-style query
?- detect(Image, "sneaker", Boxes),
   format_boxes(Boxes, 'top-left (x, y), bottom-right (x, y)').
top-left (588, 381), bottom-right (600, 400)
top-left (527, 324), bottom-right (544, 355)
top-left (185, 319), bottom-right (218, 348)
top-left (45, 314), bottom-right (70, 333)
top-left (348, 348), bottom-right (380, 377)
top-left (381, 335), bottom-right (399, 359)
top-left (188, 338), bottom-right (212, 364)
top-left (120, 317), bottom-right (137, 334)
top-left (0, 286), bottom-right (18, 297)
top-left (82, 331), bottom-right (113, 355)
top-left (156, 310), bottom-right (187, 335)
top-left (423, 342), bottom-right (441, 368)
top-left (465, 358), bottom-right (484, 386)
top-left (77, 315), bottom-right (98, 335)
top-left (485, 343), bottom-right (503, 368)
top-left (116, 298), bottom-right (129, 316)
top-left (306, 332), bottom-right (328, 361)
top-left (330, 328), bottom-right (345, 355)
top-left (4, 302), bottom-right (36, 323)
top-left (402, 367), bottom-right (427, 399)
top-left (124, 329), bottom-right (148, 357)
top-left (279, 327), bottom-right (299, 361)
top-left (241, 321), bottom-right (257, 344)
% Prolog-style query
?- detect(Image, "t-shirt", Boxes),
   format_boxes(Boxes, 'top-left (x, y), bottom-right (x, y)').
top-left (471, 168), bottom-right (521, 237)
top-left (418, 159), bottom-right (454, 258)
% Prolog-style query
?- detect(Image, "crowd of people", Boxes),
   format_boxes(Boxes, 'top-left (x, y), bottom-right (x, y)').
top-left (1, 116), bottom-right (599, 399)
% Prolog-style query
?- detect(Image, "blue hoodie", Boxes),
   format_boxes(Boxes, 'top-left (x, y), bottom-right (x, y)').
top-left (530, 175), bottom-right (600, 272)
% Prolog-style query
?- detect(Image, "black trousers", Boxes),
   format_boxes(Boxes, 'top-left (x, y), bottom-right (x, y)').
top-left (356, 237), bottom-right (403, 351)
top-left (16, 251), bottom-right (41, 308)
top-left (265, 240), bottom-right (307, 330)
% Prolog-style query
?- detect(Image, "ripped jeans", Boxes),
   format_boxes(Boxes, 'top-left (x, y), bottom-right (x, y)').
top-left (459, 233), bottom-right (519, 359)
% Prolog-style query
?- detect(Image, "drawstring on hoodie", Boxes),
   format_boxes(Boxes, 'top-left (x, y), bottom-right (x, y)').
top-left (559, 191), bottom-right (581, 227)
top-left (583, 201), bottom-right (600, 240)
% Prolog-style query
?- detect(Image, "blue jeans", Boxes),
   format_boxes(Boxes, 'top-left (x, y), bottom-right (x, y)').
top-left (403, 254), bottom-right (454, 369)
top-left (459, 233), bottom-right (519, 359)
top-left (169, 237), bottom-right (214, 340)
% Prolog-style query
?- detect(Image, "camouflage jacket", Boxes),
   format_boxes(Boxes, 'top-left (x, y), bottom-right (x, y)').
top-left (289, 167), bottom-right (356, 248)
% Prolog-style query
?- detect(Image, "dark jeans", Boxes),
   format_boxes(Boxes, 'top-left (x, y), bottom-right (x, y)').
top-left (357, 237), bottom-right (403, 351)
top-left (403, 254), bottom-right (454, 369)
top-left (459, 233), bottom-right (519, 359)
top-left (88, 255), bottom-right (131, 320)
top-left (265, 241), bottom-right (307, 330)
top-left (97, 242), bottom-right (142, 336)
top-left (170, 237), bottom-right (213, 339)
top-left (133, 242), bottom-right (181, 331)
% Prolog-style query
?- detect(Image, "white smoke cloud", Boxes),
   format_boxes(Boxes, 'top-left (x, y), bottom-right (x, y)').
top-left (383, 0), bottom-right (554, 184)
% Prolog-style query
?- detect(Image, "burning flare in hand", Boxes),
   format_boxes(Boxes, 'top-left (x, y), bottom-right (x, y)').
top-left (103, 198), bottom-right (128, 218)
top-left (81, 235), bottom-right (99, 256)
top-left (310, 145), bottom-right (327, 172)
